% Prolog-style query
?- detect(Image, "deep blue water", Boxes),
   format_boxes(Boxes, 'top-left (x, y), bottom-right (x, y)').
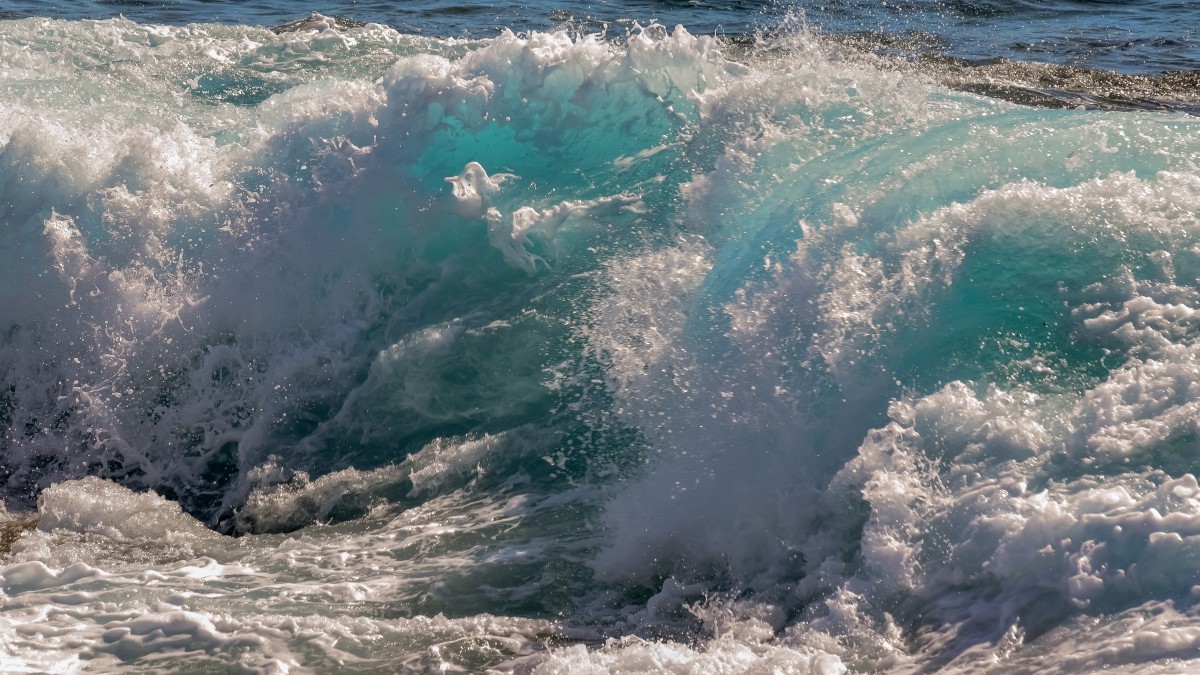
top-left (5, 0), bottom-right (1199, 73)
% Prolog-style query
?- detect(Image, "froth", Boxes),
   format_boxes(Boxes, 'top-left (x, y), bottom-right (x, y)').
top-left (5, 12), bottom-right (1200, 674)
top-left (0, 19), bottom-right (742, 525)
top-left (583, 33), bottom-right (1200, 670)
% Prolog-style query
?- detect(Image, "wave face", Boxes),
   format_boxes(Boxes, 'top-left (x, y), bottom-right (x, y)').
top-left (4, 14), bottom-right (1200, 673)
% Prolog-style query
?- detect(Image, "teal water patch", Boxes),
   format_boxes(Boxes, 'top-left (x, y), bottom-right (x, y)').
top-left (189, 71), bottom-right (292, 106)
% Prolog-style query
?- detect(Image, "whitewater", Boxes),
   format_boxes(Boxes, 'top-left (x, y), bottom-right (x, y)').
top-left (3, 6), bottom-right (1200, 673)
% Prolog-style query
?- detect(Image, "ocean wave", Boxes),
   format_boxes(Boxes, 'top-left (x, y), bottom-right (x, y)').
top-left (3, 13), bottom-right (1200, 672)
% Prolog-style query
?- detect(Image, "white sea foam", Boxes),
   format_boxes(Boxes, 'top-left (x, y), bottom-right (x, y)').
top-left (0, 475), bottom-right (579, 672)
top-left (4, 12), bottom-right (1200, 674)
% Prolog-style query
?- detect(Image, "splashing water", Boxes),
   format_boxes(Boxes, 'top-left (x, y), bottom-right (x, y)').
top-left (3, 9), bottom-right (1200, 673)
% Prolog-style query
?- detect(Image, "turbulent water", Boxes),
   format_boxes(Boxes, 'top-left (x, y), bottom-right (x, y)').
top-left (3, 2), bottom-right (1200, 673)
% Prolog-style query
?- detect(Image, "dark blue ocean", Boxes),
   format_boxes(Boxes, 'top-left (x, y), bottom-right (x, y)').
top-left (6, 0), bottom-right (1200, 73)
top-left (4, 1), bottom-right (1200, 673)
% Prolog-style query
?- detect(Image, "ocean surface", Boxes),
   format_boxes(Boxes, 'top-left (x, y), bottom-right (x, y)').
top-left (3, 1), bottom-right (1200, 673)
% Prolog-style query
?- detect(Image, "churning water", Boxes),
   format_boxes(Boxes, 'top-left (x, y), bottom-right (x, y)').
top-left (3, 1), bottom-right (1200, 672)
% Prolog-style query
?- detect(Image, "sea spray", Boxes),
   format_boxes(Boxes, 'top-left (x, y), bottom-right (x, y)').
top-left (2, 13), bottom-right (1200, 673)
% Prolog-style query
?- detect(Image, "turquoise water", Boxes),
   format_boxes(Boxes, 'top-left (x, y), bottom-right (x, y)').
top-left (3, 3), bottom-right (1200, 674)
